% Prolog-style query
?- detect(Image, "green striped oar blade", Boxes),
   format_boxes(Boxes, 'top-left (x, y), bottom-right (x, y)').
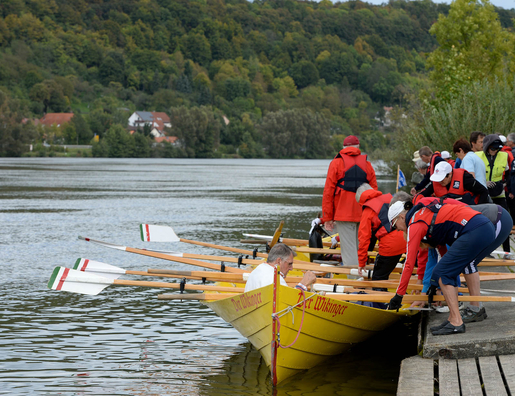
top-left (47, 267), bottom-right (113, 295)
top-left (73, 258), bottom-right (125, 280)
top-left (140, 224), bottom-right (180, 242)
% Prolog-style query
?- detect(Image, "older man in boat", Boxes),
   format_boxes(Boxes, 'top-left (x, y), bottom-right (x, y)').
top-left (355, 183), bottom-right (406, 283)
top-left (244, 243), bottom-right (316, 293)
top-left (387, 198), bottom-right (510, 335)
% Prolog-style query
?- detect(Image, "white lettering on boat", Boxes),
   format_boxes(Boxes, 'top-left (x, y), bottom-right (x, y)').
top-left (231, 292), bottom-right (262, 312)
top-left (296, 294), bottom-right (348, 317)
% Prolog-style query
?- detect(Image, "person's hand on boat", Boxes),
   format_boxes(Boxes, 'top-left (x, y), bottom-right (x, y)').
top-left (300, 271), bottom-right (316, 289)
top-left (410, 187), bottom-right (417, 195)
top-left (324, 220), bottom-right (336, 232)
top-left (357, 265), bottom-right (365, 277)
top-left (410, 300), bottom-right (426, 308)
top-left (387, 294), bottom-right (403, 310)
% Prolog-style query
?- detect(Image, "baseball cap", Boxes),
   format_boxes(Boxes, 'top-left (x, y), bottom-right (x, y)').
top-left (430, 161), bottom-right (453, 182)
top-left (441, 150), bottom-right (451, 159)
top-left (343, 135), bottom-right (360, 146)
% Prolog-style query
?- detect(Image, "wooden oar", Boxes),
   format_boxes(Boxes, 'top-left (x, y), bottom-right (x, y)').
top-left (48, 267), bottom-right (244, 295)
top-left (158, 293), bottom-right (515, 304)
top-left (242, 233), bottom-right (337, 248)
top-left (74, 258), bottom-right (248, 283)
top-left (79, 236), bottom-right (249, 274)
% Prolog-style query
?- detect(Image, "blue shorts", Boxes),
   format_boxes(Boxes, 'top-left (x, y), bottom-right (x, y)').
top-left (463, 207), bottom-right (513, 274)
top-left (431, 220), bottom-right (495, 287)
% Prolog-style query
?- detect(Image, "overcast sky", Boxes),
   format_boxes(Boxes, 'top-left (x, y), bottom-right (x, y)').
top-left (359, 0), bottom-right (515, 10)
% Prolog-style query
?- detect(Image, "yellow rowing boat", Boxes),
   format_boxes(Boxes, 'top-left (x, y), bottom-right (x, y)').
top-left (203, 269), bottom-right (415, 385)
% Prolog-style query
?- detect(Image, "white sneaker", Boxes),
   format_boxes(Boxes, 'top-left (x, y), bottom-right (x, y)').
top-left (504, 253), bottom-right (514, 260)
top-left (434, 302), bottom-right (464, 313)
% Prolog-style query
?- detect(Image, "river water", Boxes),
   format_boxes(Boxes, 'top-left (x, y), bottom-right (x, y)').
top-left (0, 158), bottom-right (416, 395)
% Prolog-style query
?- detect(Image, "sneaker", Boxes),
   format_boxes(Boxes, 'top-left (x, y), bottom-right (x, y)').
top-left (432, 322), bottom-right (466, 336)
top-left (430, 320), bottom-right (449, 332)
top-left (461, 307), bottom-right (488, 323)
top-left (504, 253), bottom-right (514, 261)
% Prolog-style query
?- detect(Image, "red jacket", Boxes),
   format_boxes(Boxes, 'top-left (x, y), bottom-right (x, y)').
top-left (501, 146), bottom-right (514, 167)
top-left (396, 197), bottom-right (475, 295)
top-left (357, 189), bottom-right (406, 268)
top-left (322, 147), bottom-right (377, 223)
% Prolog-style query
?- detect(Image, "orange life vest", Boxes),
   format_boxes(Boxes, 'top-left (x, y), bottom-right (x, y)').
top-left (362, 193), bottom-right (393, 239)
top-left (432, 168), bottom-right (479, 205)
top-left (407, 199), bottom-right (480, 247)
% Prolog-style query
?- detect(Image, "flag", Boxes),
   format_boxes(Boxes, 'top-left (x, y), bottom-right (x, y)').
top-left (397, 168), bottom-right (407, 189)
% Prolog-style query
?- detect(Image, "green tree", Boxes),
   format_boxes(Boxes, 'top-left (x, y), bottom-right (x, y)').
top-left (426, 0), bottom-right (515, 100)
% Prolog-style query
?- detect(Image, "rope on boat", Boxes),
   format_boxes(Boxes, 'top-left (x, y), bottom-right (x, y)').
top-left (272, 291), bottom-right (318, 349)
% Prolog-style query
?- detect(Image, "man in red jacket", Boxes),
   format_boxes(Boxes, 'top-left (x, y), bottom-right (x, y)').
top-left (319, 135), bottom-right (377, 266)
top-left (356, 184), bottom-right (406, 281)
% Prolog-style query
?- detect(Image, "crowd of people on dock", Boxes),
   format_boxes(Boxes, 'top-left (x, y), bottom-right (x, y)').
top-left (315, 133), bottom-right (515, 336)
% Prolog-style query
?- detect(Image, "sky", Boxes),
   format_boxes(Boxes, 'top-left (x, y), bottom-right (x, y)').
top-left (359, 0), bottom-right (515, 10)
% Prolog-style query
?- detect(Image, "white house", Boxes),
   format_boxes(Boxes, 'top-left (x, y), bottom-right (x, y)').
top-left (128, 111), bottom-right (172, 138)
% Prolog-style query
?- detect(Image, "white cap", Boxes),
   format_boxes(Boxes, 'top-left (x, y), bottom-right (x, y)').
top-left (412, 150), bottom-right (420, 162)
top-left (441, 150), bottom-right (451, 159)
top-left (500, 135), bottom-right (507, 143)
top-left (430, 161), bottom-right (453, 182)
top-left (388, 201), bottom-right (406, 225)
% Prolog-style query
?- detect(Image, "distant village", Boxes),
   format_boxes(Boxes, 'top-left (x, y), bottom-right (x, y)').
top-left (23, 111), bottom-right (179, 147)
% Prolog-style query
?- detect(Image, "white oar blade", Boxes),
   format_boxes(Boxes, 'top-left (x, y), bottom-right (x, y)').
top-left (140, 224), bottom-right (180, 242)
top-left (242, 233), bottom-right (274, 241)
top-left (312, 284), bottom-right (352, 293)
top-left (48, 267), bottom-right (112, 295)
top-left (73, 258), bottom-right (125, 280)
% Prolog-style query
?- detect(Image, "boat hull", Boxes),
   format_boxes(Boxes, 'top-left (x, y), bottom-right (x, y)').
top-left (204, 284), bottom-right (413, 384)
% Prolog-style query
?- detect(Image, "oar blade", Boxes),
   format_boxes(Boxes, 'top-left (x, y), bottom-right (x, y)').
top-left (47, 267), bottom-right (112, 295)
top-left (73, 258), bottom-right (125, 280)
top-left (140, 224), bottom-right (180, 242)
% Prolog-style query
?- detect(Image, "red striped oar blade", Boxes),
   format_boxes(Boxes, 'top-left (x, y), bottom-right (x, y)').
top-left (140, 224), bottom-right (180, 242)
top-left (48, 267), bottom-right (113, 295)
top-left (73, 258), bottom-right (126, 280)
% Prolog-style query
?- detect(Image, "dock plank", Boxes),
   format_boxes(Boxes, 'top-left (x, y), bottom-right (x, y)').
top-left (499, 355), bottom-right (515, 394)
top-left (478, 356), bottom-right (507, 396)
top-left (397, 356), bottom-right (433, 396)
top-left (457, 358), bottom-right (482, 396)
top-left (439, 359), bottom-right (459, 396)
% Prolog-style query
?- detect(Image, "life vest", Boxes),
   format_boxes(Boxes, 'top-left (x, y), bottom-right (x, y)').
top-left (406, 199), bottom-right (479, 247)
top-left (362, 193), bottom-right (393, 239)
top-left (335, 153), bottom-right (368, 193)
top-left (476, 151), bottom-right (508, 197)
top-left (432, 168), bottom-right (479, 205)
top-left (428, 153), bottom-right (441, 176)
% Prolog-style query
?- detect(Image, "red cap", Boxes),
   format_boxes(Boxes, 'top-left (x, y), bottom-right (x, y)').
top-left (343, 135), bottom-right (360, 146)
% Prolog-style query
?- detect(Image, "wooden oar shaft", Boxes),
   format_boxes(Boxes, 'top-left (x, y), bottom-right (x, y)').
top-left (326, 294), bottom-right (515, 303)
top-left (112, 279), bottom-right (244, 292)
top-left (179, 238), bottom-right (270, 259)
top-left (181, 253), bottom-right (261, 266)
top-left (158, 293), bottom-right (238, 300)
top-left (158, 292), bottom-right (514, 303)
top-left (292, 262), bottom-right (402, 278)
top-left (125, 246), bottom-right (248, 274)
top-left (148, 269), bottom-right (245, 282)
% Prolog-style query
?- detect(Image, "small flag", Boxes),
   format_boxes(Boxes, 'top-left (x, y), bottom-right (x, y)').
top-left (398, 168), bottom-right (407, 188)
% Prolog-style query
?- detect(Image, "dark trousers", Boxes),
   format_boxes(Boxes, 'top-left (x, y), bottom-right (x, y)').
top-left (493, 197), bottom-right (511, 253)
top-left (372, 253), bottom-right (403, 291)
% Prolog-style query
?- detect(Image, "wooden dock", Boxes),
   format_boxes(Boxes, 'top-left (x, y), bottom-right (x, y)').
top-left (398, 354), bottom-right (515, 395)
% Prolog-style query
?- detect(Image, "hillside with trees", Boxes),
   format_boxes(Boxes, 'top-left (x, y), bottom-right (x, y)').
top-left (0, 0), bottom-right (513, 158)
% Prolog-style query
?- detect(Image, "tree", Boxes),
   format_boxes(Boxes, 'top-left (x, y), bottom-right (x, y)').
top-left (289, 60), bottom-right (319, 89)
top-left (426, 0), bottom-right (515, 100)
top-left (259, 109), bottom-right (331, 158)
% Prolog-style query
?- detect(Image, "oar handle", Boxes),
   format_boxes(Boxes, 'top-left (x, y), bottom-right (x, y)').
top-left (158, 293), bottom-right (238, 300)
